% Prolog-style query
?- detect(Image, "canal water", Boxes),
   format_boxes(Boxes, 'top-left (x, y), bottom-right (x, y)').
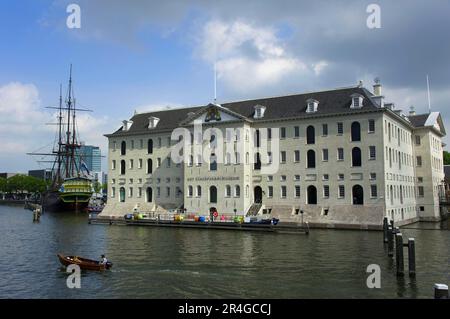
top-left (0, 204), bottom-right (448, 298)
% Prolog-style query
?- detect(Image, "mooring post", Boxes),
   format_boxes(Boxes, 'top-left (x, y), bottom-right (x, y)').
top-left (383, 217), bottom-right (388, 243)
top-left (395, 233), bottom-right (404, 277)
top-left (387, 226), bottom-right (394, 257)
top-left (434, 284), bottom-right (449, 299)
top-left (408, 238), bottom-right (416, 277)
top-left (390, 219), bottom-right (394, 230)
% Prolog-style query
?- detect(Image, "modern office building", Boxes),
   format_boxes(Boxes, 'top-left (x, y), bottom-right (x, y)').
top-left (28, 169), bottom-right (53, 181)
top-left (101, 81), bottom-right (447, 228)
top-left (77, 144), bottom-right (102, 172)
top-left (0, 173), bottom-right (18, 179)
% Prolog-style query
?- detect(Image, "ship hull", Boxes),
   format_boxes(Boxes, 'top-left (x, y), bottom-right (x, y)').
top-left (42, 191), bottom-right (90, 212)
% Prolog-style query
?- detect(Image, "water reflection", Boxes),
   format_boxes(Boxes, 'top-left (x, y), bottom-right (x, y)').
top-left (0, 205), bottom-right (448, 299)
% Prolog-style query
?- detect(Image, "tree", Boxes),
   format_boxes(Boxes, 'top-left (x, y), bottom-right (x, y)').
top-left (5, 175), bottom-right (48, 197)
top-left (7, 175), bottom-right (28, 194)
top-left (93, 181), bottom-right (102, 194)
top-left (444, 151), bottom-right (450, 165)
top-left (0, 177), bottom-right (6, 194)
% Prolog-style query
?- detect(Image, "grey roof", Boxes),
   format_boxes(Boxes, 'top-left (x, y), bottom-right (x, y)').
top-left (407, 114), bottom-right (429, 127)
top-left (107, 85), bottom-right (436, 137)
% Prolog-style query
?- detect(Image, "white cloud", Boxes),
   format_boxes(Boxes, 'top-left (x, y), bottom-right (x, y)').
top-left (134, 102), bottom-right (186, 114)
top-left (0, 82), bottom-right (112, 171)
top-left (196, 20), bottom-right (316, 93)
top-left (312, 61), bottom-right (329, 76)
top-left (0, 82), bottom-right (47, 135)
top-left (217, 57), bottom-right (305, 92)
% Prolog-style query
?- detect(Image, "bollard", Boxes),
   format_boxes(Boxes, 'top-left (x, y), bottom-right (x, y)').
top-left (408, 238), bottom-right (416, 278)
top-left (383, 217), bottom-right (388, 243)
top-left (395, 233), bottom-right (404, 277)
top-left (390, 219), bottom-right (394, 230)
top-left (434, 284), bottom-right (448, 299)
top-left (387, 226), bottom-right (394, 257)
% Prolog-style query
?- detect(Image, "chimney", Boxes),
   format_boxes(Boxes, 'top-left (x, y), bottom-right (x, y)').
top-left (409, 106), bottom-right (416, 116)
top-left (373, 79), bottom-right (382, 96)
top-left (372, 77), bottom-right (384, 107)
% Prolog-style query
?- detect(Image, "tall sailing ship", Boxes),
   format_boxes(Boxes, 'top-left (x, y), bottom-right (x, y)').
top-left (28, 66), bottom-right (93, 211)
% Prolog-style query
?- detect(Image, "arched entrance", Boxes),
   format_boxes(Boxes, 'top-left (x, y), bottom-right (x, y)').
top-left (307, 185), bottom-right (317, 204)
top-left (352, 185), bottom-right (364, 205)
top-left (254, 186), bottom-right (263, 203)
top-left (146, 187), bottom-right (152, 203)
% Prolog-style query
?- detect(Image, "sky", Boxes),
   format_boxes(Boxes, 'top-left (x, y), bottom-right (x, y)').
top-left (1, 0), bottom-right (450, 173)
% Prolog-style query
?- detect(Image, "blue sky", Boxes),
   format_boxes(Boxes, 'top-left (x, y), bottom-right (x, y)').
top-left (1, 0), bottom-right (450, 172)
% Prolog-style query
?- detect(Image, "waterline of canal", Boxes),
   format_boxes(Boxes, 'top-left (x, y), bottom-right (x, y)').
top-left (0, 205), bottom-right (448, 298)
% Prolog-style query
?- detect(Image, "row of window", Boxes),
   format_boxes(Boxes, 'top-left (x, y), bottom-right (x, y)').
top-left (115, 138), bottom-right (168, 156)
top-left (385, 147), bottom-right (415, 169)
top-left (112, 145), bottom-right (378, 174)
top-left (385, 120), bottom-right (412, 147)
top-left (112, 186), bottom-right (181, 202)
top-left (112, 157), bottom-right (174, 175)
top-left (385, 173), bottom-right (416, 183)
top-left (194, 147), bottom-right (376, 171)
top-left (386, 184), bottom-right (424, 206)
top-left (113, 120), bottom-right (377, 156)
top-left (111, 177), bottom-right (182, 185)
top-left (387, 206), bottom-right (417, 221)
top-left (431, 135), bottom-right (441, 152)
top-left (260, 120), bottom-right (375, 144)
top-left (432, 155), bottom-right (443, 171)
top-left (184, 184), bottom-right (377, 202)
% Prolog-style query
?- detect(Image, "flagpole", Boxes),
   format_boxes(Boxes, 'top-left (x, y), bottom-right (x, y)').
top-left (214, 62), bottom-right (217, 104)
top-left (426, 75), bottom-right (431, 113)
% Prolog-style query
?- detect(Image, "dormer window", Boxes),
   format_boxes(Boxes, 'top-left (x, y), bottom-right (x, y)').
top-left (350, 94), bottom-right (364, 109)
top-left (254, 105), bottom-right (266, 119)
top-left (122, 120), bottom-right (133, 131)
top-left (148, 117), bottom-right (160, 129)
top-left (306, 99), bottom-right (319, 113)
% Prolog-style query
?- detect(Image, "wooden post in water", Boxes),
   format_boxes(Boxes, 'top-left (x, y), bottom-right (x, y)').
top-left (387, 226), bottom-right (394, 257)
top-left (434, 284), bottom-right (449, 299)
top-left (383, 217), bottom-right (388, 243)
top-left (408, 238), bottom-right (416, 277)
top-left (390, 219), bottom-right (394, 230)
top-left (395, 233), bottom-right (404, 277)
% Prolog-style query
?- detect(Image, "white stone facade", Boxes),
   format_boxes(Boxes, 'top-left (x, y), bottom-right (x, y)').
top-left (101, 84), bottom-right (446, 228)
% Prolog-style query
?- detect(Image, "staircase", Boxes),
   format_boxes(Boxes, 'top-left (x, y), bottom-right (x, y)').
top-left (246, 203), bottom-right (262, 217)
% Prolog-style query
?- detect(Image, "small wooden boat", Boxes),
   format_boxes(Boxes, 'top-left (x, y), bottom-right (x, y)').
top-left (57, 253), bottom-right (113, 271)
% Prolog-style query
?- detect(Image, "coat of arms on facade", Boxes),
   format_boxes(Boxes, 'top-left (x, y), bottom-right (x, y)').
top-left (205, 107), bottom-right (222, 122)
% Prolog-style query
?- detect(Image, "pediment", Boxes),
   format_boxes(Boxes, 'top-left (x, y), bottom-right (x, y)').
top-left (181, 103), bottom-right (247, 125)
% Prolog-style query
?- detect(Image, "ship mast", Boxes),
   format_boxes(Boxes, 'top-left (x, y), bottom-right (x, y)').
top-left (55, 84), bottom-right (64, 186)
top-left (27, 65), bottom-right (93, 189)
top-left (65, 64), bottom-right (81, 178)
